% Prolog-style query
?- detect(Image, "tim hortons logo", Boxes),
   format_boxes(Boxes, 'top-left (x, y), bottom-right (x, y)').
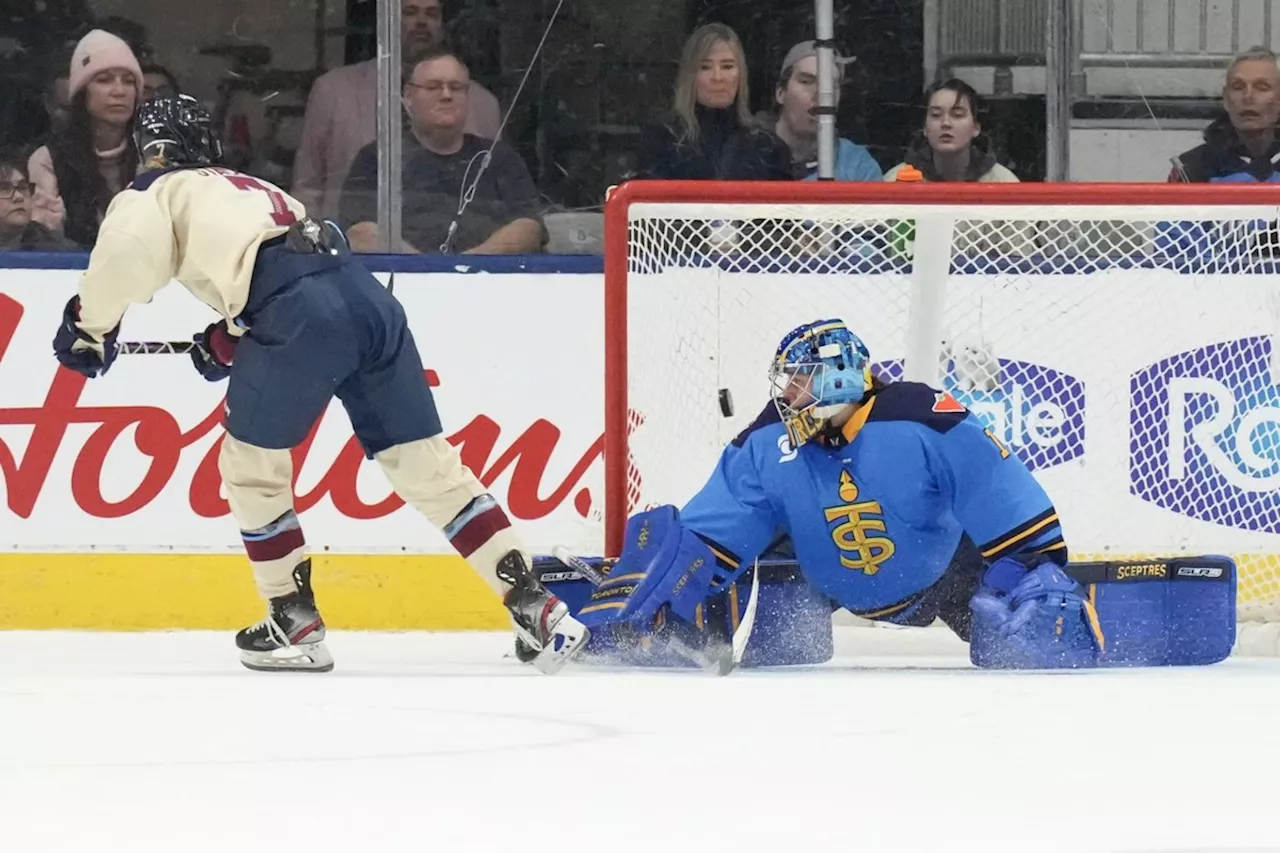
top-left (0, 293), bottom-right (616, 521)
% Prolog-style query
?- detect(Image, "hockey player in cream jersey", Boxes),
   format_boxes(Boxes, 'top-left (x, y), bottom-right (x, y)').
top-left (52, 95), bottom-right (588, 673)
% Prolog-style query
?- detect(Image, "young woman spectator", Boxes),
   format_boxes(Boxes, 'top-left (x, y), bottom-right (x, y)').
top-left (637, 23), bottom-right (790, 181)
top-left (886, 79), bottom-right (1030, 256)
top-left (27, 29), bottom-right (143, 247)
top-left (0, 152), bottom-right (78, 251)
top-left (885, 79), bottom-right (1018, 183)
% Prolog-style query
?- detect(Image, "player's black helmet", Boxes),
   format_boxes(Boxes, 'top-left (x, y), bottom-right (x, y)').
top-left (133, 94), bottom-right (223, 169)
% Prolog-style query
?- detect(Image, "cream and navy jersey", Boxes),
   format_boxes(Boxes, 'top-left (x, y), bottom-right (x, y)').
top-left (680, 381), bottom-right (1066, 617)
top-left (74, 166), bottom-right (306, 345)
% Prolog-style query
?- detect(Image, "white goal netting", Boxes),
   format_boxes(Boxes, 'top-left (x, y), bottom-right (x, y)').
top-left (607, 185), bottom-right (1280, 627)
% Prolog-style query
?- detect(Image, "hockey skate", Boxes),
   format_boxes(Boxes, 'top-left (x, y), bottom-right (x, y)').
top-left (497, 550), bottom-right (589, 674)
top-left (236, 560), bottom-right (334, 673)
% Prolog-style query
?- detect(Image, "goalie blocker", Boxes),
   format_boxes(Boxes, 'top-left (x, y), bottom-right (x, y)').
top-left (531, 554), bottom-right (1236, 669)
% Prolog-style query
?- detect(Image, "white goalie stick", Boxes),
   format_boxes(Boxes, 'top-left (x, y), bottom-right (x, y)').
top-left (118, 274), bottom-right (397, 355)
top-left (551, 545), bottom-right (760, 676)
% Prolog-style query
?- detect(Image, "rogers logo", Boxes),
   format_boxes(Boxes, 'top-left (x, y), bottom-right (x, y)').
top-left (0, 293), bottom-right (604, 522)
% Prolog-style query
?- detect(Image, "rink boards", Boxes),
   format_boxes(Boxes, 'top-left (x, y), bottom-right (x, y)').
top-left (5, 255), bottom-right (1280, 628)
top-left (0, 260), bottom-right (604, 629)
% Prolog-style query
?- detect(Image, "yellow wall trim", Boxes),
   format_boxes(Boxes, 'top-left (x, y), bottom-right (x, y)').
top-left (0, 554), bottom-right (508, 630)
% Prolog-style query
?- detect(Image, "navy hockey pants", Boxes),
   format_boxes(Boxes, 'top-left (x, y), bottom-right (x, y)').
top-left (224, 241), bottom-right (442, 456)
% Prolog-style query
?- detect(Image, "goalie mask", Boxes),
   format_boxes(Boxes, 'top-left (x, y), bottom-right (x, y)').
top-left (769, 319), bottom-right (872, 448)
top-left (133, 94), bottom-right (223, 170)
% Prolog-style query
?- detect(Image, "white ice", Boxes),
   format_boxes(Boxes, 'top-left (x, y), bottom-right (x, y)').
top-left (2, 629), bottom-right (1279, 853)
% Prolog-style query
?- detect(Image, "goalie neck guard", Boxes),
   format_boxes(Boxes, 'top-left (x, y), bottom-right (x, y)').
top-left (769, 319), bottom-right (872, 448)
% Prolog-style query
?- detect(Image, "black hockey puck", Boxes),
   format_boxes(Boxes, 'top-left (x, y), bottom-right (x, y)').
top-left (718, 388), bottom-right (734, 417)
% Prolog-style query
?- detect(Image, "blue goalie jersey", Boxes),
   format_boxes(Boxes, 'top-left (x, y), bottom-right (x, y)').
top-left (679, 382), bottom-right (1067, 617)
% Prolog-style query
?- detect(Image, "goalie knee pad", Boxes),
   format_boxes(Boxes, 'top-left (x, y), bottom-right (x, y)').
top-left (969, 560), bottom-right (1103, 670)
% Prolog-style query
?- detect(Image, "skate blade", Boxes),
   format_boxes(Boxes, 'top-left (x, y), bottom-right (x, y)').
top-left (239, 641), bottom-right (334, 673)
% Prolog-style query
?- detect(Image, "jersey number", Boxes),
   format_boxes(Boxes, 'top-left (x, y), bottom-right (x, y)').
top-left (224, 175), bottom-right (297, 227)
top-left (984, 428), bottom-right (1012, 460)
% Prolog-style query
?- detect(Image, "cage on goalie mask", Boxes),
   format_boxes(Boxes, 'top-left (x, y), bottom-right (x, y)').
top-left (133, 94), bottom-right (223, 169)
top-left (769, 319), bottom-right (872, 448)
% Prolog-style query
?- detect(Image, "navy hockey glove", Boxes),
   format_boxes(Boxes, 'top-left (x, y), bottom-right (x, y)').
top-left (969, 557), bottom-right (1104, 669)
top-left (52, 295), bottom-right (119, 378)
top-left (190, 320), bottom-right (238, 382)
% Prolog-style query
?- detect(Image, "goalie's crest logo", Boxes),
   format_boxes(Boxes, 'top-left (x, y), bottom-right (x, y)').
top-left (822, 470), bottom-right (895, 575)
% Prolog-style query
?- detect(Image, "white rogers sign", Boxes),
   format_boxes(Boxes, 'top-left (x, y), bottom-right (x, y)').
top-left (0, 272), bottom-right (606, 554)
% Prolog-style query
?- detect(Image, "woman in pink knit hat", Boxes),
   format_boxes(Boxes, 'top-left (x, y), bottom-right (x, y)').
top-left (27, 29), bottom-right (143, 248)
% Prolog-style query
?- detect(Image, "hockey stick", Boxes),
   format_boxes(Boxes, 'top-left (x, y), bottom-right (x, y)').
top-left (119, 274), bottom-right (396, 356)
top-left (550, 545), bottom-right (760, 676)
top-left (731, 560), bottom-right (760, 667)
top-left (119, 341), bottom-right (196, 355)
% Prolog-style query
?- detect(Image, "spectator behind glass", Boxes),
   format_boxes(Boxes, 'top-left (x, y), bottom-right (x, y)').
top-left (141, 63), bottom-right (179, 101)
top-left (637, 23), bottom-right (790, 181)
top-left (1170, 48), bottom-right (1280, 182)
top-left (42, 55), bottom-right (73, 139)
top-left (0, 152), bottom-right (78, 251)
top-left (885, 79), bottom-right (1017, 183)
top-left (340, 48), bottom-right (543, 255)
top-left (27, 29), bottom-right (142, 247)
top-left (761, 40), bottom-right (882, 181)
top-left (293, 0), bottom-right (502, 220)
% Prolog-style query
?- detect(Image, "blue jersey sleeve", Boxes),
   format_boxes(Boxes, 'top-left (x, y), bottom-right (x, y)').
top-left (925, 412), bottom-right (1066, 565)
top-left (678, 436), bottom-right (784, 575)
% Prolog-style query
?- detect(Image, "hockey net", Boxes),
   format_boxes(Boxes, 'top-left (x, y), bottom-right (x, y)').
top-left (603, 181), bottom-right (1280, 652)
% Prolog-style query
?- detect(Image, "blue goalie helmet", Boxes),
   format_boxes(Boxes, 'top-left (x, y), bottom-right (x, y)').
top-left (769, 319), bottom-right (872, 447)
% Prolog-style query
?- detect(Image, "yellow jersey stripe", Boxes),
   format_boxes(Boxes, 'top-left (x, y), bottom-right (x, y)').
top-left (981, 513), bottom-right (1060, 559)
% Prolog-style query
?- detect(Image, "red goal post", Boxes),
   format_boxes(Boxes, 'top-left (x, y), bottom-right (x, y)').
top-left (603, 180), bottom-right (1280, 631)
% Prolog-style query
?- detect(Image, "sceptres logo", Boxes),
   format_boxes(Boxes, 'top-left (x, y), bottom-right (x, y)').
top-left (873, 338), bottom-right (1086, 472)
top-left (1131, 335), bottom-right (1280, 532)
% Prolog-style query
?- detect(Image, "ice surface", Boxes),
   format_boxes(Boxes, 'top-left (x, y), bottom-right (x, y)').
top-left (2, 629), bottom-right (1279, 853)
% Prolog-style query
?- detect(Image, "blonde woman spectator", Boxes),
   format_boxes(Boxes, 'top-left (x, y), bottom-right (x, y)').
top-left (637, 23), bottom-right (790, 181)
top-left (885, 79), bottom-right (1017, 183)
top-left (28, 29), bottom-right (142, 247)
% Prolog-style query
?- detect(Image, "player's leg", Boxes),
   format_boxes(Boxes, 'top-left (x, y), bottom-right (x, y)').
top-left (857, 537), bottom-right (985, 637)
top-left (221, 280), bottom-right (356, 672)
top-left (923, 537), bottom-right (986, 641)
top-left (220, 436), bottom-right (332, 672)
top-left (333, 270), bottom-right (587, 672)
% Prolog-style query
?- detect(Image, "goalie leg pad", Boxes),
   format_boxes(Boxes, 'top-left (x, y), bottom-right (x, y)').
top-left (574, 506), bottom-right (734, 629)
top-left (532, 558), bottom-right (835, 668)
top-left (1068, 555), bottom-right (1236, 667)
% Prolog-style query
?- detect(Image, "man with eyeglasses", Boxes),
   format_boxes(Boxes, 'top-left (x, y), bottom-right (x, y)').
top-left (0, 152), bottom-right (76, 251)
top-left (292, 0), bottom-right (502, 221)
top-left (340, 47), bottom-right (543, 255)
